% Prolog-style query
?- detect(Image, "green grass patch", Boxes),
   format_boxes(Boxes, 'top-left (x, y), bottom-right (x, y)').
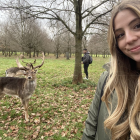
top-left (0, 55), bottom-right (109, 140)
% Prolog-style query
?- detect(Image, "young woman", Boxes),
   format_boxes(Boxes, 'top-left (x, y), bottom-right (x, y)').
top-left (82, 0), bottom-right (140, 140)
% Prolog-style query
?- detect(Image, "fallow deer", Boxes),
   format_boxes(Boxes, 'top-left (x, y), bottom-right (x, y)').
top-left (0, 53), bottom-right (45, 121)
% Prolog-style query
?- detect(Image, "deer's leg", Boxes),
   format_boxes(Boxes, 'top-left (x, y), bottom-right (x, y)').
top-left (22, 99), bottom-right (29, 121)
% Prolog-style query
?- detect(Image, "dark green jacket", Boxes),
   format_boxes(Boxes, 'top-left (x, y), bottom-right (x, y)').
top-left (82, 71), bottom-right (118, 140)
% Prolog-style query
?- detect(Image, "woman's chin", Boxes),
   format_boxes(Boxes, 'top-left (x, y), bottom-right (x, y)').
top-left (132, 57), bottom-right (140, 63)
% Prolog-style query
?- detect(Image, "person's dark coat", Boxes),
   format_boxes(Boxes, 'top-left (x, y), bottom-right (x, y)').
top-left (83, 52), bottom-right (90, 64)
top-left (82, 69), bottom-right (119, 140)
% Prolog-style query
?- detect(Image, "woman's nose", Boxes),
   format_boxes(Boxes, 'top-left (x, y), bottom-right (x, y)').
top-left (125, 30), bottom-right (138, 44)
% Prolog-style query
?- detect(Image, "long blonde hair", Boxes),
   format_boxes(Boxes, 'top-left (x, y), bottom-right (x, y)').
top-left (102, 0), bottom-right (140, 140)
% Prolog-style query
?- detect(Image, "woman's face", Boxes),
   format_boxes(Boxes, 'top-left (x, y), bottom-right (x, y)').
top-left (114, 9), bottom-right (140, 63)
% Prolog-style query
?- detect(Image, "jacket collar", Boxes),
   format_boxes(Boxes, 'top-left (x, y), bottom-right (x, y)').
top-left (103, 62), bottom-right (110, 72)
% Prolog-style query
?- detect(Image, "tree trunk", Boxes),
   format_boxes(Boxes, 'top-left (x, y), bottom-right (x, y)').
top-left (36, 51), bottom-right (39, 57)
top-left (72, 36), bottom-right (83, 84)
top-left (56, 51), bottom-right (58, 59)
top-left (103, 50), bottom-right (105, 58)
top-left (9, 49), bottom-right (11, 57)
top-left (29, 49), bottom-right (31, 58)
top-left (11, 51), bottom-right (13, 56)
top-left (14, 51), bottom-right (17, 55)
top-left (5, 49), bottom-right (7, 57)
top-left (44, 51), bottom-right (46, 56)
top-left (70, 47), bottom-right (71, 58)
top-left (2, 50), bottom-right (4, 55)
top-left (33, 48), bottom-right (36, 57)
top-left (72, 0), bottom-right (83, 84)
top-left (96, 52), bottom-right (97, 57)
top-left (66, 52), bottom-right (69, 60)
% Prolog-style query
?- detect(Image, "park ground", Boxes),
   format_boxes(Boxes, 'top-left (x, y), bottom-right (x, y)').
top-left (0, 54), bottom-right (109, 140)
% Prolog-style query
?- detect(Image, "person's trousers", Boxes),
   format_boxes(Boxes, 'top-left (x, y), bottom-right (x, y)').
top-left (84, 64), bottom-right (89, 79)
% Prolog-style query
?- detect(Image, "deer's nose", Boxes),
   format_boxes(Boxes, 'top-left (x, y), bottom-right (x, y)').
top-left (28, 76), bottom-right (32, 79)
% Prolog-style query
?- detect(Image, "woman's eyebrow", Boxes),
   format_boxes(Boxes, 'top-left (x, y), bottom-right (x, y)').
top-left (114, 17), bottom-right (140, 33)
top-left (128, 17), bottom-right (140, 26)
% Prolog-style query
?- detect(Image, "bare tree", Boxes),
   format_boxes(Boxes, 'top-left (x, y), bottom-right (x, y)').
top-left (0, 22), bottom-right (14, 57)
top-left (39, 31), bottom-right (53, 56)
top-left (61, 31), bottom-right (75, 59)
top-left (0, 14), bottom-right (51, 58)
top-left (88, 30), bottom-right (109, 58)
top-left (53, 35), bottom-right (62, 59)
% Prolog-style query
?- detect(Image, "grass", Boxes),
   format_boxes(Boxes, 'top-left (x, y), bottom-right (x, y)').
top-left (0, 55), bottom-right (109, 140)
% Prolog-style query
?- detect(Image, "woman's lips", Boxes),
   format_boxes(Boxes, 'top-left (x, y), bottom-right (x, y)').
top-left (130, 46), bottom-right (140, 52)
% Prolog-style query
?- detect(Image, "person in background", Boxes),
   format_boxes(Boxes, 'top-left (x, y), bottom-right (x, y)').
top-left (82, 49), bottom-right (90, 80)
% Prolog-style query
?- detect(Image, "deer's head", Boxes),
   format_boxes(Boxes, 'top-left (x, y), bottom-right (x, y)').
top-left (16, 53), bottom-right (45, 80)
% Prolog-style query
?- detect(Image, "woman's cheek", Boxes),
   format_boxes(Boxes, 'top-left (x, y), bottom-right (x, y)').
top-left (118, 42), bottom-right (124, 51)
top-left (118, 40), bottom-right (126, 51)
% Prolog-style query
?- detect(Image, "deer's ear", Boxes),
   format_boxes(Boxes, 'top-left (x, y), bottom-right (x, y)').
top-left (34, 70), bottom-right (38, 73)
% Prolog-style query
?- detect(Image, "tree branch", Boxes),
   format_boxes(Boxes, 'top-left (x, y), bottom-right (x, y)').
top-left (82, 0), bottom-right (109, 19)
top-left (82, 8), bottom-right (112, 35)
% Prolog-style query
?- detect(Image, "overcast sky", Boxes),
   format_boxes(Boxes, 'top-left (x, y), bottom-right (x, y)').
top-left (0, 11), bottom-right (7, 23)
top-left (0, 0), bottom-right (112, 39)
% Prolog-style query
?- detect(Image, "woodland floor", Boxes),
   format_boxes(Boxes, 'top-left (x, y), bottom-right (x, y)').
top-left (0, 54), bottom-right (109, 140)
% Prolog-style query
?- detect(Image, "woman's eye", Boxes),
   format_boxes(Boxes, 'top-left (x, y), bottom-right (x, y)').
top-left (116, 33), bottom-right (124, 39)
top-left (134, 23), bottom-right (140, 29)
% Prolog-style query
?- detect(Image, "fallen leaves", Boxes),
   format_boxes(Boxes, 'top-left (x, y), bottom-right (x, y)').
top-left (61, 131), bottom-right (67, 137)
top-left (44, 131), bottom-right (54, 137)
top-left (34, 118), bottom-right (40, 124)
top-left (32, 126), bottom-right (40, 139)
top-left (0, 57), bottom-right (107, 139)
top-left (3, 134), bottom-right (7, 137)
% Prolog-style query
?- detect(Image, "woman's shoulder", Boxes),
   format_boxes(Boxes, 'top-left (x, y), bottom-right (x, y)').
top-left (100, 71), bottom-right (109, 82)
top-left (102, 62), bottom-right (110, 71)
